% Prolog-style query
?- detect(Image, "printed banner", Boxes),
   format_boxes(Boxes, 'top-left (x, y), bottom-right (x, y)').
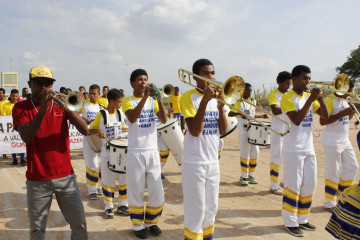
top-left (0, 116), bottom-right (84, 154)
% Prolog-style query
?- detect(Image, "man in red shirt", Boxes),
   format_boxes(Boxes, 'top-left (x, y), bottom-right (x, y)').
top-left (12, 67), bottom-right (89, 240)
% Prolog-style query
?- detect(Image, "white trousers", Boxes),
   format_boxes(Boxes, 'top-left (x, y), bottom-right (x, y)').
top-left (323, 144), bottom-right (359, 208)
top-left (157, 133), bottom-right (169, 168)
top-left (126, 149), bottom-right (165, 231)
top-left (239, 133), bottom-right (259, 178)
top-left (218, 138), bottom-right (224, 160)
top-left (282, 151), bottom-right (317, 227)
top-left (182, 162), bottom-right (220, 240)
top-left (270, 132), bottom-right (284, 190)
top-left (83, 137), bottom-right (101, 194)
top-left (100, 157), bottom-right (128, 210)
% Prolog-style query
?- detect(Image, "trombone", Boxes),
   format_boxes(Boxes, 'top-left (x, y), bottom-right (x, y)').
top-left (307, 73), bottom-right (350, 95)
top-left (308, 73), bottom-right (360, 122)
top-left (178, 69), bottom-right (291, 136)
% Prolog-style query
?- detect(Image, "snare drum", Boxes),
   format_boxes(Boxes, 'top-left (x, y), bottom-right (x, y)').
top-left (107, 139), bottom-right (128, 173)
top-left (157, 118), bottom-right (184, 165)
top-left (247, 121), bottom-right (271, 146)
top-left (220, 105), bottom-right (238, 138)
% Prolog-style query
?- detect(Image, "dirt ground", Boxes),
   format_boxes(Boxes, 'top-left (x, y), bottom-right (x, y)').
top-left (1, 115), bottom-right (359, 240)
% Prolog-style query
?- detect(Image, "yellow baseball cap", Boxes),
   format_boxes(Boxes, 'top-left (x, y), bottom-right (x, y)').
top-left (29, 67), bottom-right (56, 81)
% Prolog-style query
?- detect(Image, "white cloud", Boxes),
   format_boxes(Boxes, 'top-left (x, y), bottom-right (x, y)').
top-left (127, 0), bottom-right (221, 42)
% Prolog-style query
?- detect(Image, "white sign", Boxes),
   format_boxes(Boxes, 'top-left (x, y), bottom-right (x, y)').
top-left (0, 116), bottom-right (83, 154)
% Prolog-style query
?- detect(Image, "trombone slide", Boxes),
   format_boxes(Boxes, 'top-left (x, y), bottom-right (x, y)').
top-left (178, 68), bottom-right (291, 137)
top-left (237, 98), bottom-right (291, 137)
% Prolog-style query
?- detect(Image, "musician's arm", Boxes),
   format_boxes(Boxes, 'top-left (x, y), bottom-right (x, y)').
top-left (125, 97), bottom-right (147, 123)
top-left (68, 110), bottom-right (89, 136)
top-left (217, 103), bottom-right (227, 136)
top-left (270, 104), bottom-right (282, 115)
top-left (16, 111), bottom-right (46, 144)
top-left (156, 98), bottom-right (168, 124)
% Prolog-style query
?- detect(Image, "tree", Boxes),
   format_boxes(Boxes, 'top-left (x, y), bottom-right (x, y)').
top-left (336, 45), bottom-right (360, 82)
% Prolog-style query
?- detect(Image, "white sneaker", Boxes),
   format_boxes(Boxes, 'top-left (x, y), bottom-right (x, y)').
top-left (239, 177), bottom-right (248, 186)
top-left (270, 188), bottom-right (283, 195)
top-left (105, 209), bottom-right (114, 219)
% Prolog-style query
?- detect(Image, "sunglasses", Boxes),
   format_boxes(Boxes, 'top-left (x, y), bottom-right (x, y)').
top-left (32, 79), bottom-right (54, 87)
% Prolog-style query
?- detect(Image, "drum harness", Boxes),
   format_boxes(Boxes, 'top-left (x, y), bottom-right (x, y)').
top-left (100, 109), bottom-right (123, 151)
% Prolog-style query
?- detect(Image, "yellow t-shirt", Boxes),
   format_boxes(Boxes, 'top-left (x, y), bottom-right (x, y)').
top-left (79, 99), bottom-right (103, 121)
top-left (231, 98), bottom-right (256, 135)
top-left (180, 88), bottom-right (220, 165)
top-left (0, 100), bottom-right (10, 115)
top-left (1, 101), bottom-right (15, 116)
top-left (89, 109), bottom-right (126, 158)
top-left (97, 96), bottom-right (109, 108)
top-left (170, 94), bottom-right (182, 114)
top-left (122, 96), bottom-right (159, 150)
top-left (267, 89), bottom-right (287, 132)
top-left (280, 89), bottom-right (320, 152)
top-left (322, 94), bottom-right (350, 146)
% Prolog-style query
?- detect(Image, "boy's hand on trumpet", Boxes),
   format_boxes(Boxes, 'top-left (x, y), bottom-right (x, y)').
top-left (39, 89), bottom-right (56, 114)
top-left (309, 88), bottom-right (323, 102)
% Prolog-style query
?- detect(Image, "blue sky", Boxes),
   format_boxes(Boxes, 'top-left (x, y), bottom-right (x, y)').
top-left (0, 0), bottom-right (359, 95)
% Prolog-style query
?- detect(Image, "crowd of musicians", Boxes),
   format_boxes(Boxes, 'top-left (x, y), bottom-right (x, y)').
top-left (9, 62), bottom-right (360, 240)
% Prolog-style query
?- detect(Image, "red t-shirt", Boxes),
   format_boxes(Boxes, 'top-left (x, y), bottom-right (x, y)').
top-left (12, 99), bottom-right (74, 181)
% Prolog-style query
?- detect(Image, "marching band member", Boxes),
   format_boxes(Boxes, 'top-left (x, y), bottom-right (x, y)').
top-left (89, 88), bottom-right (129, 219)
top-left (229, 83), bottom-right (267, 186)
top-left (325, 180), bottom-right (360, 239)
top-left (280, 65), bottom-right (329, 237)
top-left (98, 86), bottom-right (109, 108)
top-left (79, 84), bottom-right (105, 200)
top-left (13, 66), bottom-right (88, 240)
top-left (122, 69), bottom-right (168, 239)
top-left (180, 59), bottom-right (227, 240)
top-left (169, 86), bottom-right (182, 120)
top-left (267, 71), bottom-right (292, 195)
top-left (319, 81), bottom-right (359, 212)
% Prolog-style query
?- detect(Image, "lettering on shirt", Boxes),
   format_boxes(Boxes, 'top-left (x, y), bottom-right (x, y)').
top-left (137, 109), bottom-right (155, 128)
top-left (86, 111), bottom-right (98, 120)
top-left (202, 110), bottom-right (219, 135)
top-left (339, 116), bottom-right (349, 125)
top-left (300, 109), bottom-right (313, 128)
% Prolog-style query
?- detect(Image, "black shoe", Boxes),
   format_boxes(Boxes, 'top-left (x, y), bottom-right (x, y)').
top-left (20, 160), bottom-right (26, 166)
top-left (299, 222), bottom-right (316, 231)
top-left (12, 160), bottom-right (18, 166)
top-left (148, 225), bottom-right (162, 236)
top-left (133, 229), bottom-right (148, 239)
top-left (285, 226), bottom-right (304, 237)
top-left (161, 173), bottom-right (165, 180)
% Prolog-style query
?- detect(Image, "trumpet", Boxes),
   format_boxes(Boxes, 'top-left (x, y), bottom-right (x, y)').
top-left (52, 91), bottom-right (85, 111)
top-left (162, 84), bottom-right (175, 97)
top-left (178, 69), bottom-right (291, 136)
top-left (149, 84), bottom-right (175, 99)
